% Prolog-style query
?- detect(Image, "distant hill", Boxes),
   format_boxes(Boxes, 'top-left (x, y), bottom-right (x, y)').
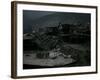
top-left (23, 11), bottom-right (90, 33)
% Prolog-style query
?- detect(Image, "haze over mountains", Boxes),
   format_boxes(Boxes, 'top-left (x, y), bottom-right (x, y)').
top-left (23, 10), bottom-right (90, 33)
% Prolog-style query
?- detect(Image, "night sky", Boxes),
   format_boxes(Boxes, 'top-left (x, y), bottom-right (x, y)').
top-left (23, 10), bottom-right (90, 33)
